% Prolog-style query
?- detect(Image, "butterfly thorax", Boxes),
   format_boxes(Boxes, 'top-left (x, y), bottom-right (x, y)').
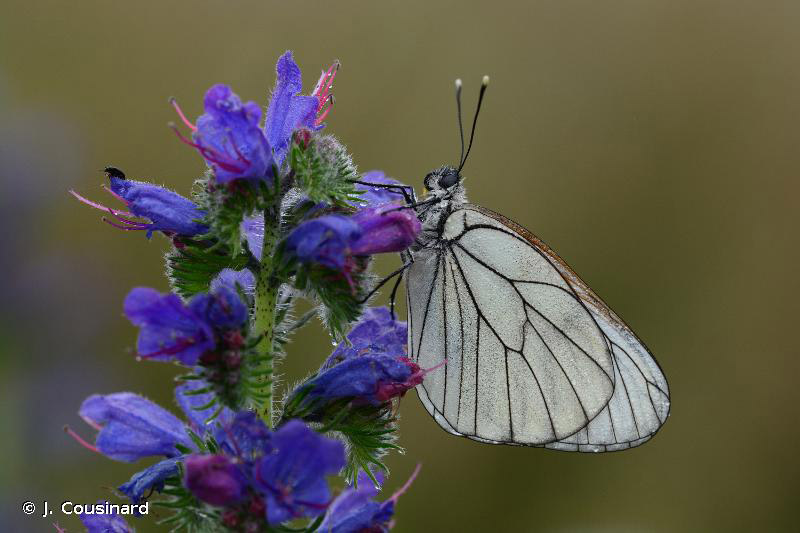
top-left (410, 165), bottom-right (468, 253)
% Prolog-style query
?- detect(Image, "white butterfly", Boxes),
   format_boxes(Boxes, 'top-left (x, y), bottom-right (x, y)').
top-left (391, 77), bottom-right (669, 452)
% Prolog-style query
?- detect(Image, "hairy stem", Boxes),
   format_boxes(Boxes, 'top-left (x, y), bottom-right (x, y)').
top-left (253, 205), bottom-right (280, 426)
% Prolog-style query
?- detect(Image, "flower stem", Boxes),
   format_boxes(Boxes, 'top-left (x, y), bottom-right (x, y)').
top-left (253, 205), bottom-right (280, 427)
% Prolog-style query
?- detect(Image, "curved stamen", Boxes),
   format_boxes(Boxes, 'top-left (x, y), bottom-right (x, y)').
top-left (102, 217), bottom-right (148, 231)
top-left (69, 189), bottom-right (134, 218)
top-left (315, 95), bottom-right (335, 126)
top-left (64, 425), bottom-right (100, 454)
top-left (101, 183), bottom-right (131, 206)
top-left (169, 97), bottom-right (197, 132)
top-left (389, 463), bottom-right (422, 504)
top-left (169, 123), bottom-right (247, 173)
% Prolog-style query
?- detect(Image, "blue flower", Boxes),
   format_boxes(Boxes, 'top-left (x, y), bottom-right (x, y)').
top-left (124, 287), bottom-right (216, 365)
top-left (285, 214), bottom-right (361, 271)
top-left (324, 307), bottom-right (408, 368)
top-left (296, 308), bottom-right (428, 406)
top-left (79, 502), bottom-right (135, 533)
top-left (211, 268), bottom-right (256, 296)
top-left (215, 411), bottom-right (273, 461)
top-left (266, 51), bottom-right (322, 166)
top-left (353, 170), bottom-right (408, 208)
top-left (70, 169), bottom-right (208, 238)
top-left (170, 51), bottom-right (337, 182)
top-left (349, 206), bottom-right (421, 256)
top-left (319, 466), bottom-right (420, 533)
top-left (119, 457), bottom-right (182, 504)
top-left (241, 214), bottom-right (265, 260)
top-left (184, 454), bottom-right (247, 506)
top-left (191, 84), bottom-right (274, 183)
top-left (188, 286), bottom-right (249, 330)
top-left (285, 207), bottom-right (420, 273)
top-left (253, 419), bottom-right (346, 524)
top-left (306, 354), bottom-right (423, 406)
top-left (78, 393), bottom-right (192, 462)
top-left (72, 386), bottom-right (235, 505)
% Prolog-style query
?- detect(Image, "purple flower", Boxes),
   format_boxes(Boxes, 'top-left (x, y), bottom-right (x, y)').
top-left (241, 214), bottom-right (264, 260)
top-left (119, 457), bottom-right (181, 504)
top-left (285, 214), bottom-right (361, 271)
top-left (319, 466), bottom-right (420, 533)
top-left (170, 51), bottom-right (337, 181)
top-left (124, 287), bottom-right (216, 365)
top-left (215, 411), bottom-right (273, 461)
top-left (77, 393), bottom-right (192, 461)
top-left (173, 84), bottom-right (274, 184)
top-left (297, 308), bottom-right (430, 406)
top-left (285, 207), bottom-right (420, 273)
top-left (353, 170), bottom-right (408, 208)
top-left (70, 169), bottom-right (208, 238)
top-left (188, 286), bottom-right (248, 330)
top-left (211, 267), bottom-right (256, 295)
top-left (325, 307), bottom-right (408, 368)
top-left (79, 502), bottom-right (134, 533)
top-left (185, 454), bottom-right (247, 506)
top-left (267, 51), bottom-right (337, 165)
top-left (350, 206), bottom-right (421, 256)
top-left (306, 354), bottom-right (423, 406)
top-left (253, 419), bottom-right (346, 524)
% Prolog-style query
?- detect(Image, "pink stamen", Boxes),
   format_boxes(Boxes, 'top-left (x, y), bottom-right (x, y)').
top-left (53, 522), bottom-right (67, 533)
top-left (313, 61), bottom-right (339, 125)
top-left (169, 124), bottom-right (247, 173)
top-left (314, 62), bottom-right (339, 104)
top-left (421, 359), bottom-right (446, 376)
top-left (170, 97), bottom-right (197, 132)
top-left (389, 463), bottom-right (422, 504)
top-left (101, 183), bottom-right (131, 206)
top-left (315, 96), bottom-right (334, 126)
top-left (80, 415), bottom-right (102, 431)
top-left (106, 209), bottom-right (150, 228)
top-left (102, 217), bottom-right (147, 231)
top-left (64, 425), bottom-right (99, 454)
top-left (69, 189), bottom-right (133, 218)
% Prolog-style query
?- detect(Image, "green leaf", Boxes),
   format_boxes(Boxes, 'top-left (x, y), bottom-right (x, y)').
top-left (166, 238), bottom-right (251, 299)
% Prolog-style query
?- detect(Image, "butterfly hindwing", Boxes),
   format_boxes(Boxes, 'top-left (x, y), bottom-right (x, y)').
top-left (449, 205), bottom-right (670, 451)
top-left (407, 206), bottom-right (632, 446)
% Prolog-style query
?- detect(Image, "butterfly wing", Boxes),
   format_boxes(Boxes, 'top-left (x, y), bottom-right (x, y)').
top-left (468, 205), bottom-right (671, 451)
top-left (408, 205), bottom-right (617, 445)
top-left (406, 204), bottom-right (670, 450)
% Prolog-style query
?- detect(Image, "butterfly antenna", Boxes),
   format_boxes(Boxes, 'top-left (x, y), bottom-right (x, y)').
top-left (455, 78), bottom-right (465, 167)
top-left (458, 75), bottom-right (490, 173)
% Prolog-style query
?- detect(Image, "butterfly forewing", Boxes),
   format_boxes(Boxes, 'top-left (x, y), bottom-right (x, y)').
top-left (407, 205), bottom-right (646, 447)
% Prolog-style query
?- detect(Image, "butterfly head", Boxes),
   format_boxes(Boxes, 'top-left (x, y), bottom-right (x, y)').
top-left (423, 165), bottom-right (461, 193)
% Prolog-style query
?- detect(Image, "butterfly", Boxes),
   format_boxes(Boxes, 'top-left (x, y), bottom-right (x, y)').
top-left (366, 77), bottom-right (670, 452)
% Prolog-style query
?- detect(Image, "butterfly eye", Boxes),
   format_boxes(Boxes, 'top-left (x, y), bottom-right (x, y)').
top-left (423, 173), bottom-right (435, 191)
top-left (438, 171), bottom-right (459, 189)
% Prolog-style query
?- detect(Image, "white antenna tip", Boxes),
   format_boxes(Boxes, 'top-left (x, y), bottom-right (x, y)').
top-left (482, 75), bottom-right (490, 86)
top-left (455, 78), bottom-right (463, 88)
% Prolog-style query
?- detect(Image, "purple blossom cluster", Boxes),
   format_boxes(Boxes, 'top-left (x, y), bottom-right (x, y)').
top-left (69, 50), bottom-right (424, 532)
top-left (72, 383), bottom-right (413, 531)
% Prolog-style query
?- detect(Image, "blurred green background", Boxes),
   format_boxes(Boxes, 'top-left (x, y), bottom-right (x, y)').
top-left (1, 1), bottom-right (798, 531)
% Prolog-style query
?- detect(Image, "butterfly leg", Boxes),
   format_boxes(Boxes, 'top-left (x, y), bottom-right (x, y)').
top-left (356, 261), bottom-right (413, 305)
top-left (351, 180), bottom-right (417, 205)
